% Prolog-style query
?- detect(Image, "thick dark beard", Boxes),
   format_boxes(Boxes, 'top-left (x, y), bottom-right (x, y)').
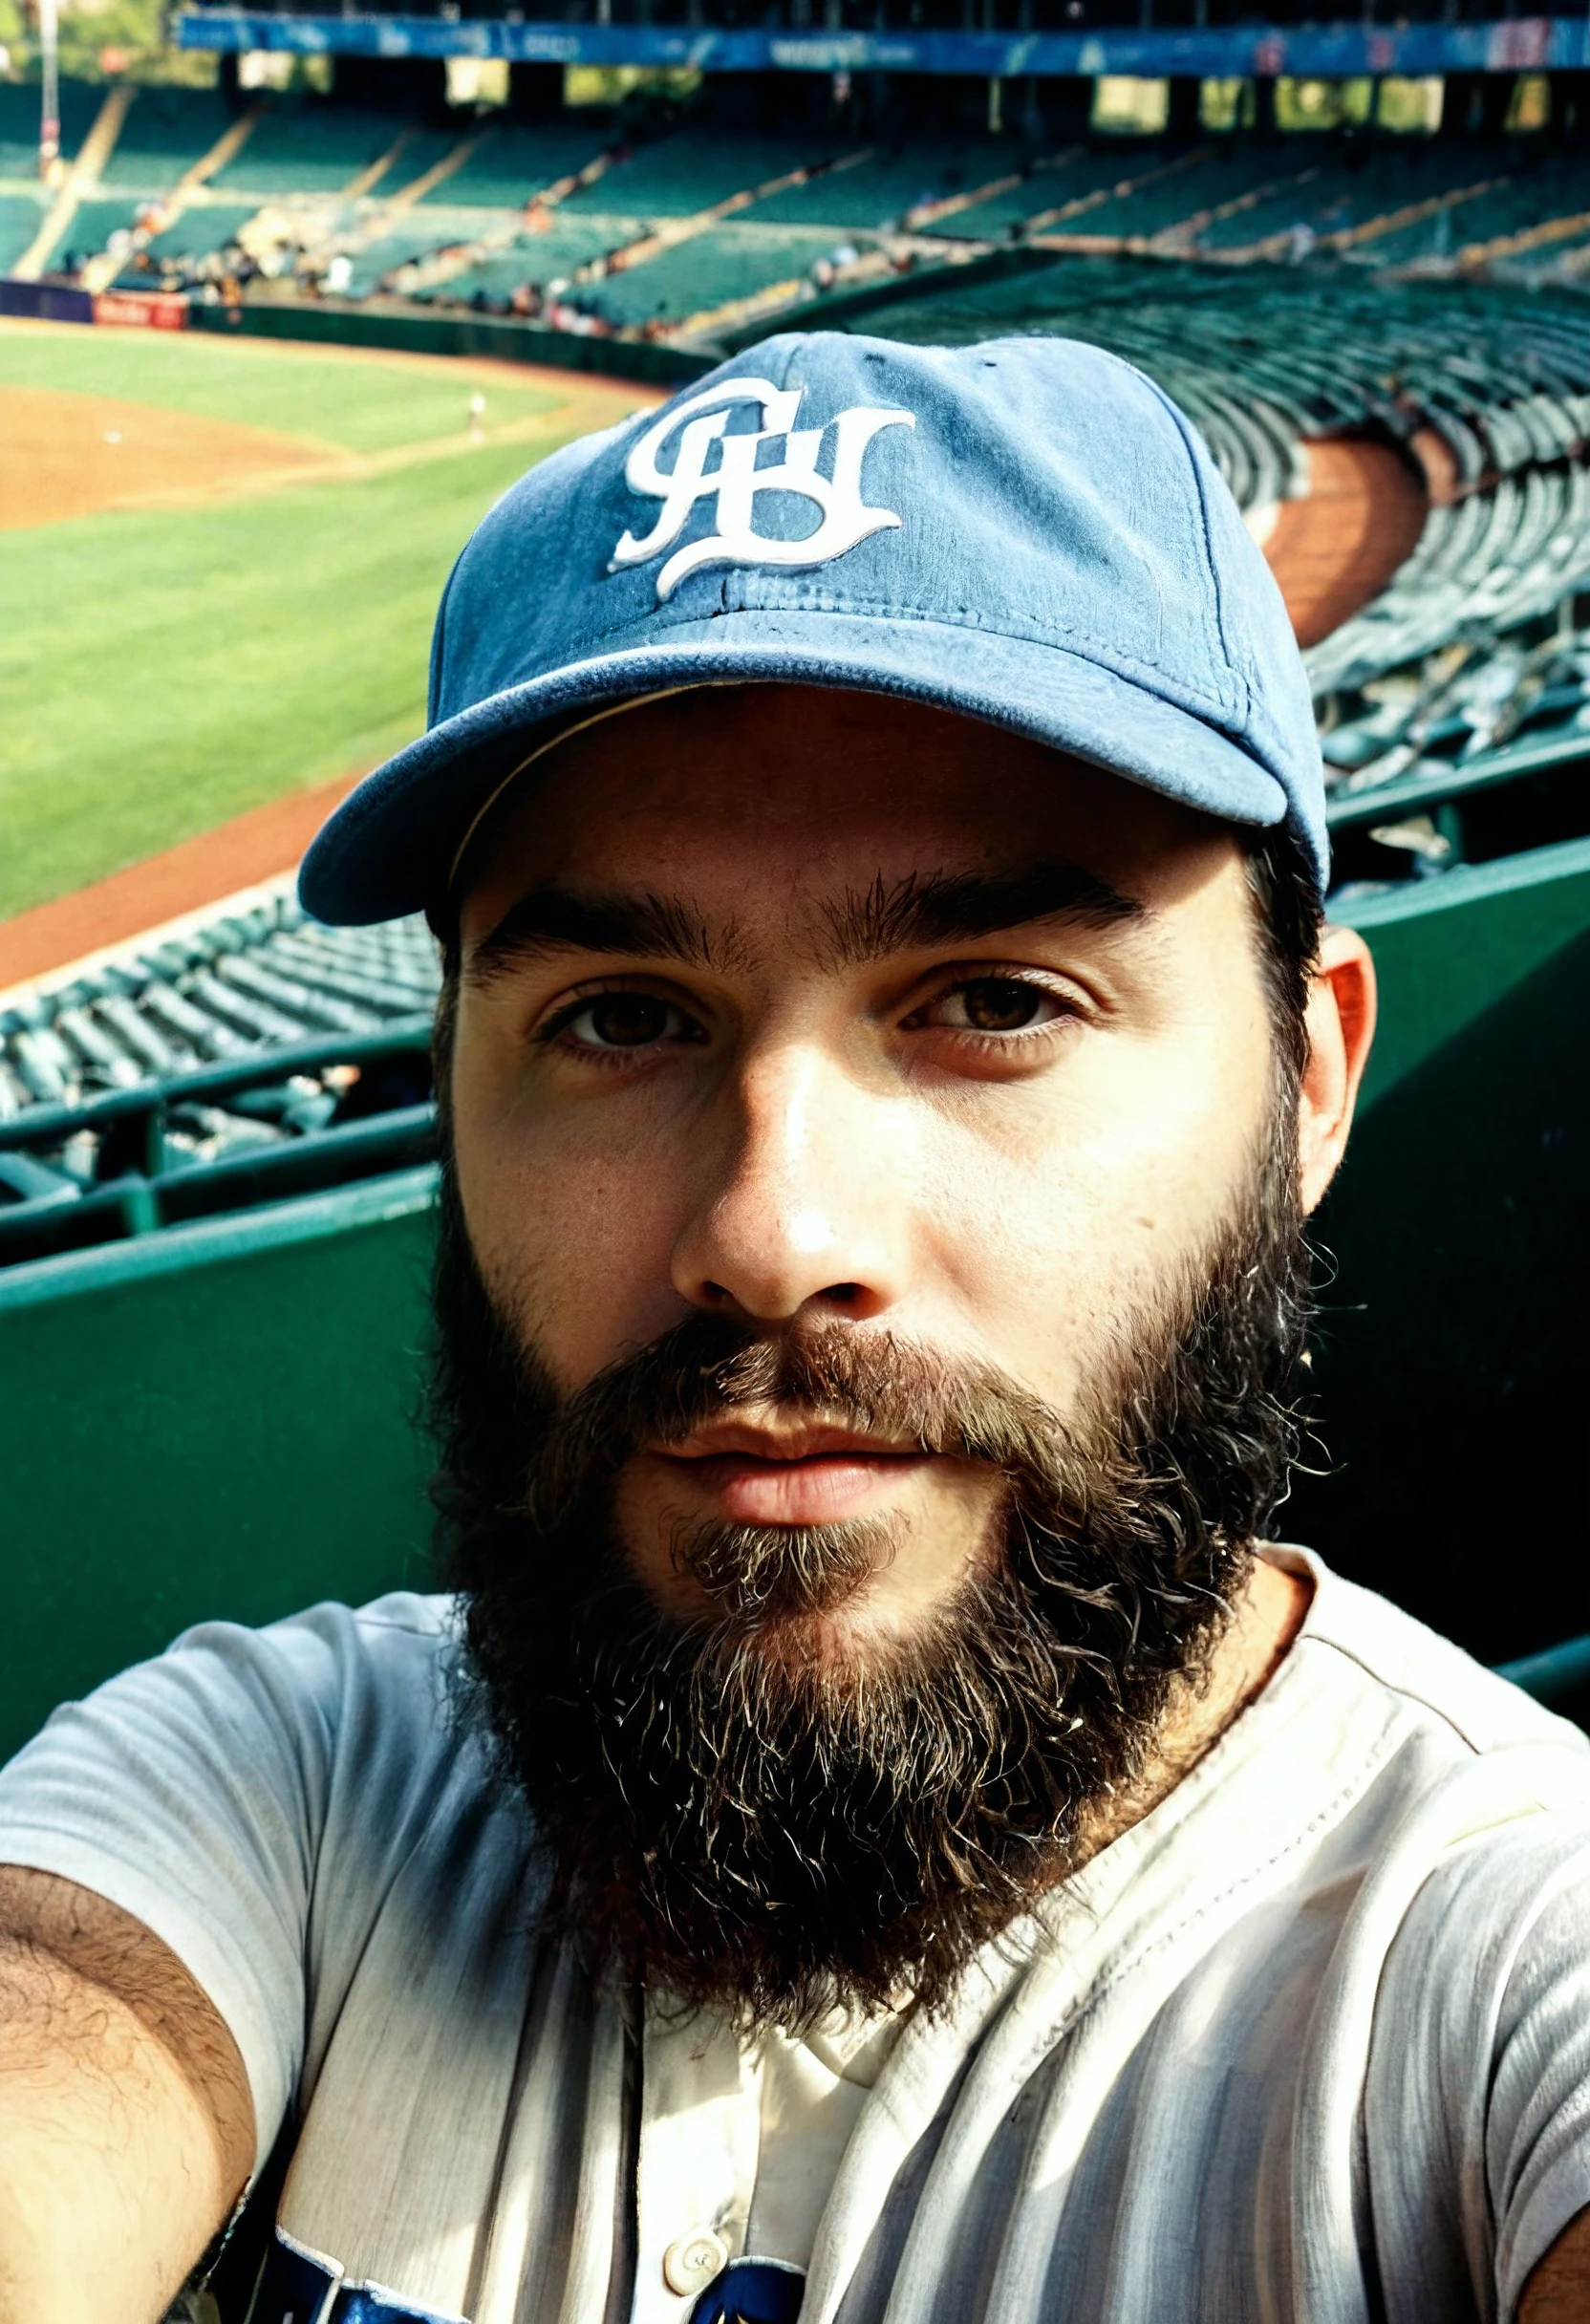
top-left (431, 1124), bottom-right (1310, 2034)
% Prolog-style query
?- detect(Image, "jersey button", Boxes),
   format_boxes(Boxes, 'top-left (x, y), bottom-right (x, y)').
top-left (662, 2227), bottom-right (729, 2295)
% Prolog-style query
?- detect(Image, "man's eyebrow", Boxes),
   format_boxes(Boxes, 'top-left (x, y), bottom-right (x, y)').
top-left (465, 883), bottom-right (743, 983)
top-left (818, 862), bottom-right (1149, 968)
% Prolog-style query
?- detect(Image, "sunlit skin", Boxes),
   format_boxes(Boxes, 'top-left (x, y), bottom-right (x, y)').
top-left (12, 684), bottom-right (1590, 2324)
top-left (450, 684), bottom-right (1376, 1723)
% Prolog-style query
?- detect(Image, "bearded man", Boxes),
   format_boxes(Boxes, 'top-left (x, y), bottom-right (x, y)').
top-left (1, 334), bottom-right (1587, 2324)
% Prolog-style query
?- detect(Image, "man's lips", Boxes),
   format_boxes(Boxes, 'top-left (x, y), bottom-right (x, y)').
top-left (650, 1424), bottom-right (930, 1527)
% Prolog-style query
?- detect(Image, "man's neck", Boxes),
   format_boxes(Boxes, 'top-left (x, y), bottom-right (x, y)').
top-left (1076, 1550), bottom-right (1314, 1865)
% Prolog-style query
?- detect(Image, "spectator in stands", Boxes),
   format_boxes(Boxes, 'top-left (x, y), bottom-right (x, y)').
top-left (1, 333), bottom-right (1587, 2324)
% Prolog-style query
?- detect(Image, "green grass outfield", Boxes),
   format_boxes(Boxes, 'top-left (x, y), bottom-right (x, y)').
top-left (1, 327), bottom-right (620, 920)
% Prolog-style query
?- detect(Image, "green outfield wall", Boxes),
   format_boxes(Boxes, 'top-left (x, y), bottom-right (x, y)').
top-left (1, 835), bottom-right (1587, 1764)
top-left (189, 297), bottom-right (713, 384)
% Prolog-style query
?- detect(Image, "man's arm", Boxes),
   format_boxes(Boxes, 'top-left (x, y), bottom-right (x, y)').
top-left (1521, 2206), bottom-right (1590, 2324)
top-left (0, 1866), bottom-right (254, 2324)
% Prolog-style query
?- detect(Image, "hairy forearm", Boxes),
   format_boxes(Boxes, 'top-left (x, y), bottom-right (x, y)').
top-left (0, 1926), bottom-right (243, 2324)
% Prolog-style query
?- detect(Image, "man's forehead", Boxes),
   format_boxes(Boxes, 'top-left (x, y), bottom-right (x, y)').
top-left (457, 683), bottom-right (1239, 943)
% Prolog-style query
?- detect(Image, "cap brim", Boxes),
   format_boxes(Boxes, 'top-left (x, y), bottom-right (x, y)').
top-left (299, 610), bottom-right (1294, 926)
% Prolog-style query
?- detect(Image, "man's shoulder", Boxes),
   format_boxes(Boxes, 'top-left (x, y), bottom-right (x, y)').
top-left (149, 1587), bottom-right (469, 1763)
top-left (252, 1585), bottom-right (456, 1644)
top-left (1282, 1545), bottom-right (1590, 1775)
top-left (175, 1587), bottom-right (459, 1680)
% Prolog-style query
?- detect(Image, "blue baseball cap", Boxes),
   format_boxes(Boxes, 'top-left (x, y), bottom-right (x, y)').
top-left (299, 330), bottom-right (1327, 925)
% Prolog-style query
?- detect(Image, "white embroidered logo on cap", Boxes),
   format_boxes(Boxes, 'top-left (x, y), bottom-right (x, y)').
top-left (612, 377), bottom-right (914, 602)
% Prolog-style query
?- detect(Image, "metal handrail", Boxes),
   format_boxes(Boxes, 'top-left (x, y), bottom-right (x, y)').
top-left (0, 1020), bottom-right (433, 1152)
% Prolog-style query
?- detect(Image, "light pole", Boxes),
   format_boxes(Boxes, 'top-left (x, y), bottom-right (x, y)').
top-left (38, 0), bottom-right (61, 178)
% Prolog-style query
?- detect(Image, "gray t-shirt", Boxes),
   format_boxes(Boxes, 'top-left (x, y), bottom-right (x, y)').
top-left (1, 1548), bottom-right (1587, 2324)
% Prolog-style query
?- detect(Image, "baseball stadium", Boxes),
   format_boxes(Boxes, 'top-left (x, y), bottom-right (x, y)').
top-left (2, 17), bottom-right (1589, 1769)
top-left (5, 0), bottom-right (1590, 2308)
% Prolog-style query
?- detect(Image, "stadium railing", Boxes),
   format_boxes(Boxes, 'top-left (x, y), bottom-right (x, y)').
top-left (0, 1029), bottom-right (436, 1271)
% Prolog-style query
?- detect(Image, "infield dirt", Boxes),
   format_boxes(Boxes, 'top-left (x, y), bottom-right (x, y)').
top-left (0, 322), bottom-right (656, 529)
top-left (0, 383), bottom-right (351, 528)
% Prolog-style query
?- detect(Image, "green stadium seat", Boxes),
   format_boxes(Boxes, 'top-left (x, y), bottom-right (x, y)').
top-left (563, 134), bottom-right (846, 223)
top-left (0, 77), bottom-right (101, 181)
top-left (0, 193), bottom-right (48, 273)
top-left (97, 87), bottom-right (233, 191)
top-left (136, 202), bottom-right (266, 266)
top-left (422, 124), bottom-right (606, 207)
top-left (579, 222), bottom-right (859, 330)
top-left (212, 104), bottom-right (409, 199)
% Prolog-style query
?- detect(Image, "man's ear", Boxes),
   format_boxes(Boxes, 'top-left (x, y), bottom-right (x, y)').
top-left (1298, 924), bottom-right (1377, 1216)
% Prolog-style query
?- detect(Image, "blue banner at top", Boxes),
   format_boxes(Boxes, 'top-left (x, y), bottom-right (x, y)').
top-left (174, 10), bottom-right (1587, 76)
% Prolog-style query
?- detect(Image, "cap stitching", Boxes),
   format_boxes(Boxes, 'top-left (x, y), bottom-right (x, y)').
top-left (1132, 369), bottom-right (1255, 731)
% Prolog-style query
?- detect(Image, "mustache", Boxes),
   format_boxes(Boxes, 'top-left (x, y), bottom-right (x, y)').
top-left (430, 1130), bottom-right (1313, 2027)
top-left (518, 1311), bottom-right (1098, 1536)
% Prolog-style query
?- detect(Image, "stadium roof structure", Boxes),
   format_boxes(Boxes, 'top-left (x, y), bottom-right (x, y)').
top-left (174, 10), bottom-right (1590, 85)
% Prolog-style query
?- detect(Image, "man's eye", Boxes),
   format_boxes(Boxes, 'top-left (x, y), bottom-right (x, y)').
top-left (555, 994), bottom-right (698, 1050)
top-left (933, 979), bottom-right (1062, 1034)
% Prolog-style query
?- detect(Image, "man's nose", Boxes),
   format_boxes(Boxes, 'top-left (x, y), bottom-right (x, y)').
top-left (670, 1040), bottom-right (912, 1326)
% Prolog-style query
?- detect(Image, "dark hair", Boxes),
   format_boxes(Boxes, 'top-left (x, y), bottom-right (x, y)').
top-left (1242, 823), bottom-right (1325, 1085)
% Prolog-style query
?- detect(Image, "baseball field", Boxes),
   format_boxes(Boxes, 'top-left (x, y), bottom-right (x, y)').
top-left (0, 321), bottom-right (656, 922)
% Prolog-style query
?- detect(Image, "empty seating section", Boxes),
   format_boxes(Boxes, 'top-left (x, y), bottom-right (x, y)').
top-left (369, 127), bottom-right (469, 195)
top-left (924, 146), bottom-right (1299, 243)
top-left (586, 224), bottom-right (852, 328)
top-left (1359, 156), bottom-right (1590, 269)
top-left (918, 149), bottom-right (1114, 238)
top-left (566, 135), bottom-right (843, 220)
top-left (744, 142), bottom-right (978, 227)
top-left (0, 80), bottom-right (101, 179)
top-left (1194, 141), bottom-right (1502, 255)
top-left (1064, 149), bottom-right (1304, 244)
top-left (0, 84), bottom-right (43, 180)
top-left (97, 89), bottom-right (233, 190)
top-left (0, 194), bottom-right (45, 271)
top-left (0, 899), bottom-right (441, 1268)
top-left (211, 108), bottom-right (405, 198)
top-left (433, 125), bottom-right (610, 206)
top-left (342, 207), bottom-right (485, 298)
top-left (1320, 617), bottom-right (1590, 796)
top-left (135, 202), bottom-right (268, 264)
top-left (428, 217), bottom-right (644, 304)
